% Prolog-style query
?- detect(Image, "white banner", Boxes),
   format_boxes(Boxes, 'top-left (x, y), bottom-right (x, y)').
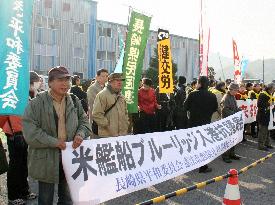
top-left (62, 112), bottom-right (244, 205)
top-left (268, 106), bottom-right (275, 130)
top-left (237, 99), bottom-right (258, 124)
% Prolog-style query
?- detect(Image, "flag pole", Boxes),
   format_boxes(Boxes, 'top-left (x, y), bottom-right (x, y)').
top-left (263, 56), bottom-right (265, 84)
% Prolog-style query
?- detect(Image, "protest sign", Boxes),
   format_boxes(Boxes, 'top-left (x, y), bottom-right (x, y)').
top-left (237, 99), bottom-right (257, 124)
top-left (62, 112), bottom-right (244, 205)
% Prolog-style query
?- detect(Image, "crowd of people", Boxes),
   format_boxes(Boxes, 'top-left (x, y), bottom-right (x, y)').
top-left (0, 66), bottom-right (275, 205)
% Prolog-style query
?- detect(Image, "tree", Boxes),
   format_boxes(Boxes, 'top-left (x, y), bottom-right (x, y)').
top-left (145, 48), bottom-right (178, 88)
top-left (208, 66), bottom-right (216, 80)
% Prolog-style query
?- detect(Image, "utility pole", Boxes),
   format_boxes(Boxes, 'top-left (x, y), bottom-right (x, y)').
top-left (218, 53), bottom-right (225, 81)
top-left (263, 56), bottom-right (265, 84)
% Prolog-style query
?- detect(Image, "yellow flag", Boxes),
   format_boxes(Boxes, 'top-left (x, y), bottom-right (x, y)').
top-left (158, 29), bottom-right (174, 93)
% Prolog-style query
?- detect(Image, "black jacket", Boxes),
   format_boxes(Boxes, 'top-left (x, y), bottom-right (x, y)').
top-left (257, 93), bottom-right (271, 126)
top-left (70, 86), bottom-right (88, 113)
top-left (184, 88), bottom-right (218, 127)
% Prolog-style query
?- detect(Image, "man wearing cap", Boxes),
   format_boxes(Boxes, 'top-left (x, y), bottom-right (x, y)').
top-left (92, 73), bottom-right (129, 137)
top-left (22, 66), bottom-right (91, 205)
top-left (221, 82), bottom-right (242, 163)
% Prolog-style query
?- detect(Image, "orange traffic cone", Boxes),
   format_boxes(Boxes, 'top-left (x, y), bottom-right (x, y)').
top-left (223, 169), bottom-right (242, 205)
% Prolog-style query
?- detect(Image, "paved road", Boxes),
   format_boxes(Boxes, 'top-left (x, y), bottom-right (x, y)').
top-left (1, 135), bottom-right (275, 205)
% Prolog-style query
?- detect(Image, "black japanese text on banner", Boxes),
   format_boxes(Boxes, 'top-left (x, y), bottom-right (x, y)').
top-left (268, 105), bottom-right (275, 130)
top-left (157, 29), bottom-right (173, 93)
top-left (62, 112), bottom-right (244, 205)
top-left (237, 99), bottom-right (258, 124)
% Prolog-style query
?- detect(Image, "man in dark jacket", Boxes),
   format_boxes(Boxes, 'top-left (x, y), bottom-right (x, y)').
top-left (257, 83), bottom-right (275, 150)
top-left (174, 76), bottom-right (188, 129)
top-left (221, 83), bottom-right (242, 163)
top-left (70, 75), bottom-right (88, 113)
top-left (183, 76), bottom-right (218, 173)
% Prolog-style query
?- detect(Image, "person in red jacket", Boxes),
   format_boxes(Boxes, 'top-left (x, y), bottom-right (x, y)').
top-left (0, 71), bottom-right (39, 205)
top-left (138, 78), bottom-right (161, 134)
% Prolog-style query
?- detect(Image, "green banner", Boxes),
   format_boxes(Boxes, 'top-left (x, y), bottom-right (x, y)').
top-left (0, 0), bottom-right (34, 115)
top-left (122, 11), bottom-right (151, 113)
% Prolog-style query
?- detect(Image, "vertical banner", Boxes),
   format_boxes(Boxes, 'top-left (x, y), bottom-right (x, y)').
top-left (240, 57), bottom-right (249, 78)
top-left (0, 0), bottom-right (33, 115)
top-left (122, 11), bottom-right (151, 113)
top-left (199, 0), bottom-right (210, 77)
top-left (233, 39), bottom-right (241, 84)
top-left (114, 28), bottom-right (125, 73)
top-left (157, 29), bottom-right (174, 93)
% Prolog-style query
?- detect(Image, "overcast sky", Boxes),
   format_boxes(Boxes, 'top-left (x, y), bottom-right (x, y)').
top-left (96, 0), bottom-right (275, 60)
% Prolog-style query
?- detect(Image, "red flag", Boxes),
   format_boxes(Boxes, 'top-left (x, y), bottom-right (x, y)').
top-left (233, 39), bottom-right (241, 83)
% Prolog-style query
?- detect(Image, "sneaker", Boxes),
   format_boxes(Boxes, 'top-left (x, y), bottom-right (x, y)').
top-left (242, 138), bottom-right (247, 142)
top-left (8, 199), bottom-right (26, 205)
top-left (199, 167), bottom-right (212, 173)
top-left (265, 145), bottom-right (274, 149)
top-left (230, 155), bottom-right (241, 160)
top-left (23, 193), bottom-right (37, 200)
top-left (258, 147), bottom-right (269, 151)
top-left (223, 158), bottom-right (232, 163)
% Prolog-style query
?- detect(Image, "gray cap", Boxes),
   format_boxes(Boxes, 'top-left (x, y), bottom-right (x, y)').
top-left (266, 82), bottom-right (275, 90)
top-left (228, 82), bottom-right (239, 91)
top-left (108, 73), bottom-right (125, 81)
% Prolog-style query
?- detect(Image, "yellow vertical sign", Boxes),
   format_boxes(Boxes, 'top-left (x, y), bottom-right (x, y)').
top-left (158, 29), bottom-right (174, 93)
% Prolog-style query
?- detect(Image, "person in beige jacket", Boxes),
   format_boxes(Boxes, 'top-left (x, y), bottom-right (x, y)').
top-left (211, 81), bottom-right (226, 122)
top-left (87, 68), bottom-right (108, 123)
top-left (92, 73), bottom-right (129, 138)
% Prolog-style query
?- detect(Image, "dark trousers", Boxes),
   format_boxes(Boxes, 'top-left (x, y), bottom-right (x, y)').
top-left (258, 125), bottom-right (271, 148)
top-left (38, 161), bottom-right (72, 205)
top-left (251, 121), bottom-right (259, 136)
top-left (138, 112), bottom-right (157, 134)
top-left (7, 133), bottom-right (30, 200)
top-left (132, 113), bottom-right (141, 135)
top-left (222, 146), bottom-right (235, 160)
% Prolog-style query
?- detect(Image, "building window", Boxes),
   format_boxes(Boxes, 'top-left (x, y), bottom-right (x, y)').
top-left (107, 52), bottom-right (115, 61)
top-left (106, 28), bottom-right (112, 37)
top-left (48, 17), bottom-right (54, 29)
top-left (35, 15), bottom-right (42, 27)
top-left (74, 48), bottom-right (84, 58)
top-left (182, 41), bottom-right (185, 48)
top-left (98, 27), bottom-right (104, 36)
top-left (97, 51), bottom-right (106, 60)
top-left (63, 3), bottom-right (70, 12)
top-left (51, 30), bottom-right (56, 45)
top-left (79, 24), bottom-right (84, 33)
top-left (74, 23), bottom-right (85, 33)
top-left (98, 27), bottom-right (112, 37)
top-left (35, 55), bottom-right (41, 70)
top-left (44, 0), bottom-right (52, 8)
top-left (36, 28), bottom-right (42, 43)
top-left (41, 16), bottom-right (47, 27)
